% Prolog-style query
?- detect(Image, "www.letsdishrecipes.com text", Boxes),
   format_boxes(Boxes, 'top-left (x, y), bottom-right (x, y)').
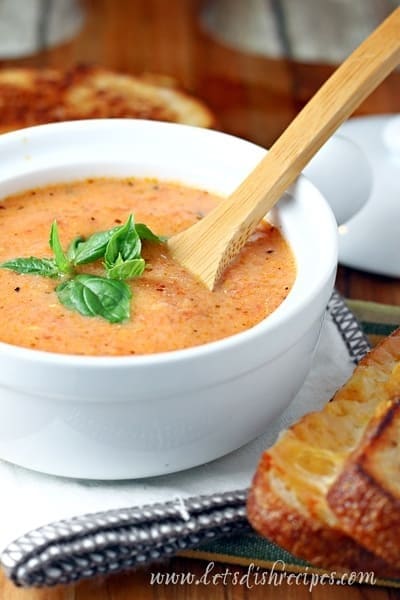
top-left (149, 561), bottom-right (376, 591)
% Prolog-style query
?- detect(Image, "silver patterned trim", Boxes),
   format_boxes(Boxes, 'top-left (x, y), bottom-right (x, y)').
top-left (3, 492), bottom-right (249, 587)
top-left (1, 291), bottom-right (369, 587)
top-left (327, 290), bottom-right (371, 363)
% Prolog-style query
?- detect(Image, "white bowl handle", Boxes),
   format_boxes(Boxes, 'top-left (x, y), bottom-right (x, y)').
top-left (303, 134), bottom-right (372, 225)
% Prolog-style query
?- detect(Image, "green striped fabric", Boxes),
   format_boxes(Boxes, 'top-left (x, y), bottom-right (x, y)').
top-left (347, 299), bottom-right (400, 342)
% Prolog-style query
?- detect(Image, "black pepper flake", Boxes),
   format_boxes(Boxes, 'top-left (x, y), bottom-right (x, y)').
top-left (0, 205), bottom-right (5, 209)
top-left (91, 216), bottom-right (96, 221)
top-left (115, 218), bottom-right (122, 224)
top-left (14, 286), bottom-right (20, 292)
top-left (266, 249), bottom-right (274, 254)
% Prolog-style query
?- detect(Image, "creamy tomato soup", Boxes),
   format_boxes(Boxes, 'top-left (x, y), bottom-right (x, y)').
top-left (0, 178), bottom-right (296, 355)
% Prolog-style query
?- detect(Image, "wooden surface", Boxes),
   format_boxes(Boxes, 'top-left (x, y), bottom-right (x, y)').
top-left (1, 0), bottom-right (400, 598)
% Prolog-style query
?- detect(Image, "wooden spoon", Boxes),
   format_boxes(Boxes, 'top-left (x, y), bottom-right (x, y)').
top-left (168, 8), bottom-right (400, 290)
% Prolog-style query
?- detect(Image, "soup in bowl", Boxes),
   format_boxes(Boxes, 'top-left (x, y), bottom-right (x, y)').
top-left (0, 119), bottom-right (337, 478)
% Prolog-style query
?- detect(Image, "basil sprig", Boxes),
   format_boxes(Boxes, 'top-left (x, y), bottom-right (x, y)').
top-left (57, 275), bottom-right (132, 324)
top-left (107, 257), bottom-right (145, 281)
top-left (49, 222), bottom-right (73, 274)
top-left (135, 223), bottom-right (168, 243)
top-left (104, 215), bottom-right (141, 270)
top-left (0, 215), bottom-right (165, 323)
top-left (72, 229), bottom-right (118, 265)
top-left (1, 257), bottom-right (59, 278)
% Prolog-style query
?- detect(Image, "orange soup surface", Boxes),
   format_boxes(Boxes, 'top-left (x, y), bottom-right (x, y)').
top-left (0, 178), bottom-right (296, 355)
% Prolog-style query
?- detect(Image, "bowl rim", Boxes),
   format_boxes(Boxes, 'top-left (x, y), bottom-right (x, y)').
top-left (0, 119), bottom-right (338, 367)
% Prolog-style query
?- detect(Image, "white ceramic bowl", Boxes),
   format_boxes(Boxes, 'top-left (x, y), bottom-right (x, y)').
top-left (0, 119), bottom-right (338, 479)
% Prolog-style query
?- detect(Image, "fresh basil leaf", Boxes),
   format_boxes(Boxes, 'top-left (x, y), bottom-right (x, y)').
top-left (136, 223), bottom-right (167, 243)
top-left (73, 227), bottom-right (119, 265)
top-left (56, 274), bottom-right (132, 323)
top-left (105, 215), bottom-right (141, 268)
top-left (49, 221), bottom-right (72, 274)
top-left (2, 215), bottom-right (159, 324)
top-left (107, 258), bottom-right (145, 280)
top-left (66, 236), bottom-right (84, 262)
top-left (0, 257), bottom-right (59, 278)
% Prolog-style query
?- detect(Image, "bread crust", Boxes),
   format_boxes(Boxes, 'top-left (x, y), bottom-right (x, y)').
top-left (247, 328), bottom-right (400, 576)
top-left (328, 399), bottom-right (400, 568)
top-left (247, 455), bottom-right (400, 577)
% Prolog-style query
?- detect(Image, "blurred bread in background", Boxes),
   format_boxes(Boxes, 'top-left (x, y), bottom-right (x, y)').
top-left (0, 65), bottom-right (215, 133)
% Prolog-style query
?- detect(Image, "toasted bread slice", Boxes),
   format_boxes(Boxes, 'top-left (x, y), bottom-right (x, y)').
top-left (0, 65), bottom-right (215, 133)
top-left (247, 328), bottom-right (400, 576)
top-left (328, 364), bottom-right (400, 568)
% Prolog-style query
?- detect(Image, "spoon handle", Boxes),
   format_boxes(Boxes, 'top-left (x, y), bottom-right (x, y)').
top-left (168, 8), bottom-right (400, 290)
